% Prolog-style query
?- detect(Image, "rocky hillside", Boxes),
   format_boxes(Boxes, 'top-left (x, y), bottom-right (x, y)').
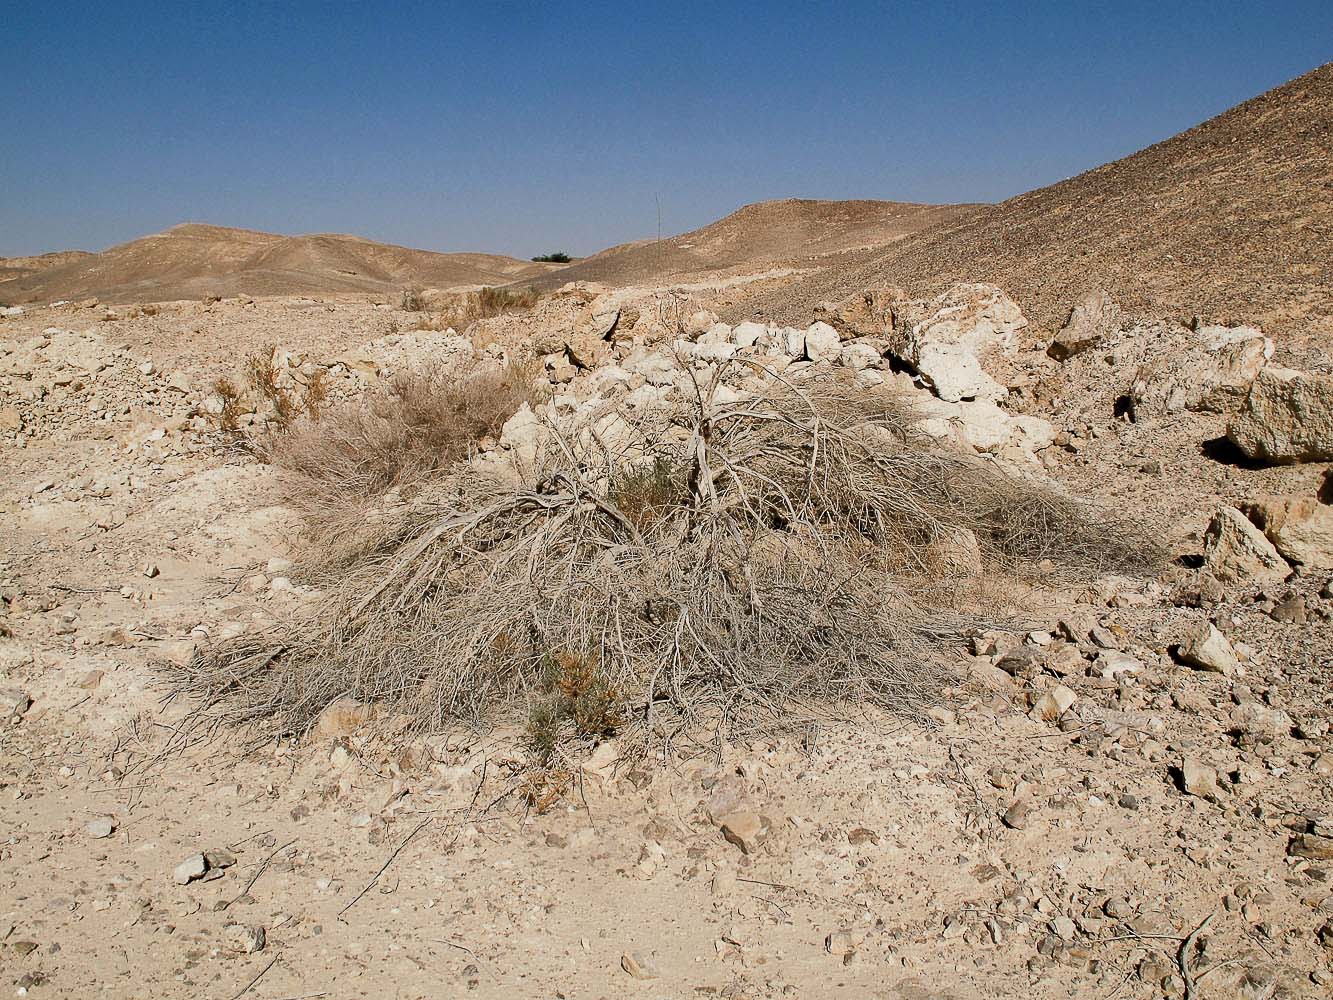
top-left (0, 250), bottom-right (95, 286)
top-left (0, 224), bottom-right (565, 305)
top-left (525, 198), bottom-right (982, 291)
top-left (739, 64), bottom-right (1333, 343)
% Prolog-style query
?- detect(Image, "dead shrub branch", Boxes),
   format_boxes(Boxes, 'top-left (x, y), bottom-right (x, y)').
top-left (173, 360), bottom-right (1164, 747)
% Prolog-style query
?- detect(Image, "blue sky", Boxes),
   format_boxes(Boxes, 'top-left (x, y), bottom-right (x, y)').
top-left (3, 1), bottom-right (1330, 258)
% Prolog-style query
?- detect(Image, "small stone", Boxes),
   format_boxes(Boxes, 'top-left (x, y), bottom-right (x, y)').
top-left (225, 923), bottom-right (266, 954)
top-left (1289, 833), bottom-right (1333, 861)
top-left (1030, 684), bottom-right (1077, 722)
top-left (1002, 798), bottom-right (1034, 830)
top-left (1177, 622), bottom-right (1239, 676)
top-left (926, 706), bottom-right (956, 725)
top-left (204, 848), bottom-right (238, 869)
top-left (621, 952), bottom-right (658, 980)
top-left (1, 688), bottom-right (33, 718)
top-left (1177, 759), bottom-right (1222, 801)
top-left (173, 853), bottom-right (208, 885)
top-left (825, 929), bottom-right (860, 957)
top-left (314, 698), bottom-right (377, 739)
top-left (1088, 626), bottom-right (1120, 649)
top-left (1095, 650), bottom-right (1143, 679)
top-left (1103, 897), bottom-right (1133, 919)
top-left (85, 817), bottom-right (116, 839)
top-left (711, 869), bottom-right (737, 896)
top-left (718, 812), bottom-right (771, 855)
top-left (142, 563), bottom-right (160, 579)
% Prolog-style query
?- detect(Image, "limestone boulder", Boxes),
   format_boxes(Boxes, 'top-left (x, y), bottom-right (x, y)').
top-left (1243, 494), bottom-right (1333, 569)
top-left (1227, 366), bottom-right (1333, 463)
top-left (814, 286), bottom-right (903, 339)
top-left (888, 283), bottom-right (1024, 403)
top-left (803, 322), bottom-right (841, 363)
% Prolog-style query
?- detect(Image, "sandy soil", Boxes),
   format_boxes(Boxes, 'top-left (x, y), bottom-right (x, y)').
top-left (1, 290), bottom-right (1331, 999)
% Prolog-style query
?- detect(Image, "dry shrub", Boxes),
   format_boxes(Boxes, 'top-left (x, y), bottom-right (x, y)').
top-left (212, 377), bottom-right (243, 432)
top-left (400, 286), bottom-right (425, 311)
top-left (175, 359), bottom-right (1165, 746)
top-left (302, 368), bottom-right (328, 421)
top-left (269, 359), bottom-right (539, 563)
top-left (426, 286), bottom-right (539, 332)
top-left (246, 344), bottom-right (299, 430)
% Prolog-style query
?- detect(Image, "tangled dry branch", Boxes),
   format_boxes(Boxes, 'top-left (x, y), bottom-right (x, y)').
top-left (175, 359), bottom-right (1164, 745)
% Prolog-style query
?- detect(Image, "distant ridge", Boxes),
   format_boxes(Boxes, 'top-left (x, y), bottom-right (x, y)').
top-left (524, 198), bottom-right (983, 291)
top-left (0, 223), bottom-right (564, 304)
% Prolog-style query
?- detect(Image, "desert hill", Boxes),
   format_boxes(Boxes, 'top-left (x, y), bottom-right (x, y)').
top-left (0, 250), bottom-right (95, 285)
top-left (0, 223), bottom-right (563, 304)
top-left (525, 198), bottom-right (982, 290)
top-left (737, 63), bottom-right (1333, 340)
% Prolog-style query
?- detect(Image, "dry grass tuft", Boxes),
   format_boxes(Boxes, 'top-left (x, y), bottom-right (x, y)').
top-left (413, 286), bottom-right (541, 332)
top-left (268, 359), bottom-right (540, 566)
top-left (175, 358), bottom-right (1165, 748)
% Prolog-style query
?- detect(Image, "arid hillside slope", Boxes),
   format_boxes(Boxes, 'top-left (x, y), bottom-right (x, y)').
top-left (740, 63), bottom-right (1333, 340)
top-left (526, 198), bottom-right (983, 290)
top-left (0, 224), bottom-right (563, 304)
top-left (0, 250), bottom-right (95, 285)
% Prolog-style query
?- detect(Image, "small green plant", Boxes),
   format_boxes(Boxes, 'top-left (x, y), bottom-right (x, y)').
top-left (524, 701), bottom-right (563, 765)
top-left (524, 650), bottom-right (623, 758)
top-left (531, 251), bottom-right (571, 263)
top-left (521, 649), bottom-right (621, 812)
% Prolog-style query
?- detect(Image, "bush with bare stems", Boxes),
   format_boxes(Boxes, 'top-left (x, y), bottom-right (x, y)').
top-left (173, 357), bottom-right (1164, 750)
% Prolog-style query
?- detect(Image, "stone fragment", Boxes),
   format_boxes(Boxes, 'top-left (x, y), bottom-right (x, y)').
top-left (1202, 506), bottom-right (1289, 586)
top-left (1244, 495), bottom-right (1333, 569)
top-left (0, 688), bottom-right (32, 718)
top-left (1177, 760), bottom-right (1222, 801)
top-left (85, 817), bottom-right (116, 839)
top-left (718, 812), bottom-right (771, 855)
top-left (702, 775), bottom-right (751, 824)
top-left (1289, 834), bottom-right (1333, 861)
top-left (825, 929), bottom-right (860, 957)
top-left (225, 923), bottom-right (266, 954)
top-left (1047, 291), bottom-right (1120, 360)
top-left (621, 952), bottom-right (658, 980)
top-left (1229, 703), bottom-right (1291, 741)
top-left (313, 698), bottom-right (377, 739)
top-left (1002, 799), bottom-right (1034, 830)
top-left (803, 322), bottom-right (841, 363)
top-left (1177, 622), bottom-right (1239, 676)
top-left (173, 853), bottom-right (208, 885)
top-left (1030, 684), bottom-right (1077, 722)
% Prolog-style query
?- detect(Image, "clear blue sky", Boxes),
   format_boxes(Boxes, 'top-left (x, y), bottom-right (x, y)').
top-left (3, 1), bottom-right (1330, 258)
